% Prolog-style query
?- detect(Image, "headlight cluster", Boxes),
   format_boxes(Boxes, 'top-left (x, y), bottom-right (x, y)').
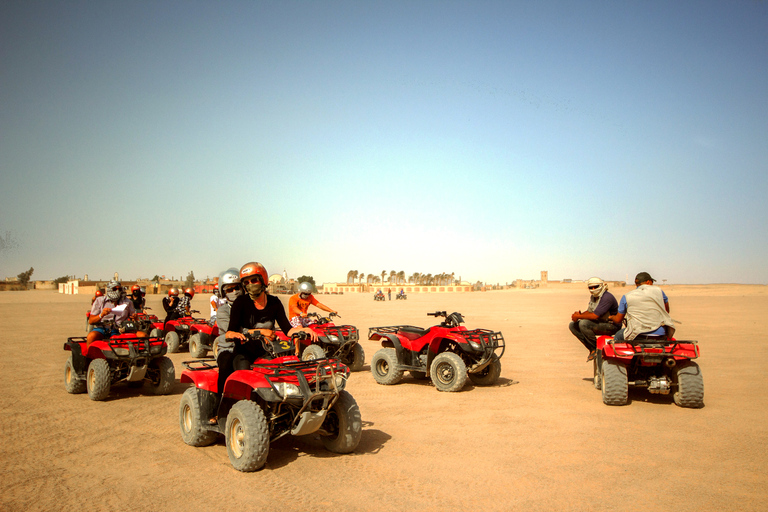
top-left (274, 382), bottom-right (301, 398)
top-left (113, 347), bottom-right (129, 356)
top-left (149, 345), bottom-right (162, 355)
top-left (468, 340), bottom-right (482, 350)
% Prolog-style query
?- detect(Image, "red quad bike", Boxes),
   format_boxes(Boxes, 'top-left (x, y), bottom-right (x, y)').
top-left (373, 291), bottom-right (385, 301)
top-left (594, 334), bottom-right (703, 408)
top-left (178, 332), bottom-right (362, 472)
top-left (293, 312), bottom-right (365, 371)
top-left (163, 310), bottom-right (215, 355)
top-left (64, 321), bottom-right (175, 401)
top-left (369, 311), bottom-right (505, 392)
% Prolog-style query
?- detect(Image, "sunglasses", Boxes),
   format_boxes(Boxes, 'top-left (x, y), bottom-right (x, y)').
top-left (242, 275), bottom-right (264, 285)
top-left (110, 285), bottom-right (122, 291)
top-left (588, 285), bottom-right (599, 290)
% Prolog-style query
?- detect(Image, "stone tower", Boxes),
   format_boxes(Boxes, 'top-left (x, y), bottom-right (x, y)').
top-left (541, 271), bottom-right (548, 287)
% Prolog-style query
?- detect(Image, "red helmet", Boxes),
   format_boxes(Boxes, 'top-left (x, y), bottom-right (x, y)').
top-left (131, 285), bottom-right (141, 292)
top-left (240, 262), bottom-right (269, 286)
top-left (214, 284), bottom-right (219, 290)
top-left (184, 287), bottom-right (195, 298)
top-left (95, 290), bottom-right (103, 297)
top-left (168, 288), bottom-right (179, 297)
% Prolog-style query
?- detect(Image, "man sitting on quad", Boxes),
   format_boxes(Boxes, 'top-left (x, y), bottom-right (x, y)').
top-left (569, 277), bottom-right (619, 361)
top-left (87, 280), bottom-right (146, 349)
top-left (214, 262), bottom-right (318, 419)
top-left (129, 285), bottom-right (145, 313)
top-left (609, 271), bottom-right (674, 341)
top-left (287, 281), bottom-right (337, 328)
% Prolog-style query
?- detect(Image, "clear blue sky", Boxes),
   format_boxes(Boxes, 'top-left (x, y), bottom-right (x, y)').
top-left (1, 0), bottom-right (766, 285)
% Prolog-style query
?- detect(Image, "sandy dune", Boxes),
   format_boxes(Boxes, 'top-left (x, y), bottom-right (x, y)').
top-left (1, 285), bottom-right (766, 511)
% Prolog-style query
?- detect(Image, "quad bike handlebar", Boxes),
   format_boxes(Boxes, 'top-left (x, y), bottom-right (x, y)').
top-left (427, 311), bottom-right (464, 327)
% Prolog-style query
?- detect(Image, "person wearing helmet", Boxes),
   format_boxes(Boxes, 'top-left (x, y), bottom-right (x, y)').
top-left (213, 262), bottom-right (318, 420)
top-left (569, 277), bottom-right (619, 361)
top-left (176, 288), bottom-right (194, 317)
top-left (212, 268), bottom-right (243, 356)
top-left (130, 285), bottom-right (145, 313)
top-left (91, 289), bottom-right (104, 305)
top-left (288, 281), bottom-right (337, 328)
top-left (86, 280), bottom-right (145, 349)
top-left (609, 272), bottom-right (674, 342)
top-left (162, 288), bottom-right (181, 329)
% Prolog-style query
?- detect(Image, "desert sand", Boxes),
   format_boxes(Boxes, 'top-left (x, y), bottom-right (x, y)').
top-left (1, 284), bottom-right (766, 512)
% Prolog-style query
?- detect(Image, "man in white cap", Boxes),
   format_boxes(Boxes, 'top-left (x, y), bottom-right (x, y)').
top-left (609, 271), bottom-right (674, 341)
top-left (569, 277), bottom-right (619, 361)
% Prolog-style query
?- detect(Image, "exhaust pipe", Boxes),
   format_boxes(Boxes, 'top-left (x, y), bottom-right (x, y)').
top-left (665, 358), bottom-right (676, 368)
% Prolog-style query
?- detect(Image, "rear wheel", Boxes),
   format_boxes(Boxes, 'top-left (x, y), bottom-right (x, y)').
top-left (87, 359), bottom-right (111, 401)
top-left (673, 362), bottom-right (704, 408)
top-left (601, 359), bottom-right (628, 405)
top-left (301, 344), bottom-right (326, 361)
top-left (226, 400), bottom-right (269, 472)
top-left (320, 390), bottom-right (362, 453)
top-left (189, 333), bottom-right (208, 358)
top-left (64, 355), bottom-right (86, 394)
top-left (348, 343), bottom-right (365, 372)
top-left (165, 331), bottom-right (180, 353)
top-left (147, 356), bottom-right (175, 395)
top-left (370, 348), bottom-right (403, 385)
top-left (431, 352), bottom-right (468, 392)
top-left (468, 354), bottom-right (502, 386)
top-left (179, 387), bottom-right (217, 447)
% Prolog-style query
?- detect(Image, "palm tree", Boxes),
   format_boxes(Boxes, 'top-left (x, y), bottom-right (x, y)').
top-left (389, 270), bottom-right (396, 284)
top-left (397, 271), bottom-right (406, 284)
top-left (409, 272), bottom-right (419, 284)
top-left (367, 273), bottom-right (375, 284)
top-left (424, 273), bottom-right (433, 285)
top-left (381, 270), bottom-right (387, 285)
top-left (358, 272), bottom-right (364, 285)
top-left (347, 270), bottom-right (357, 284)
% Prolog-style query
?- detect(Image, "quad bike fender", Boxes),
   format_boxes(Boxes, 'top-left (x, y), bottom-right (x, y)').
top-left (64, 339), bottom-right (90, 376)
top-left (180, 368), bottom-right (220, 393)
top-left (221, 369), bottom-right (272, 401)
top-left (370, 332), bottom-right (409, 362)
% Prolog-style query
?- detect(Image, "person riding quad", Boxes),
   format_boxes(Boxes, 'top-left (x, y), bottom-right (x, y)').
top-left (288, 281), bottom-right (337, 328)
top-left (214, 262), bottom-right (318, 421)
top-left (212, 267), bottom-right (243, 357)
top-left (130, 285), bottom-right (146, 313)
top-left (91, 289), bottom-right (103, 305)
top-left (87, 280), bottom-right (145, 350)
top-left (162, 288), bottom-right (181, 329)
top-left (569, 277), bottom-right (619, 361)
top-left (609, 272), bottom-right (674, 341)
top-left (177, 288), bottom-right (194, 317)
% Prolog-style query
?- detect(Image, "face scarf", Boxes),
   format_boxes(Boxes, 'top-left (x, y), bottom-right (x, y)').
top-left (246, 281), bottom-right (264, 299)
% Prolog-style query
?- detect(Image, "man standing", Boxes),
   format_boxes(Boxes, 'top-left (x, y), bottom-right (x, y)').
top-left (610, 272), bottom-right (674, 341)
top-left (569, 277), bottom-right (619, 361)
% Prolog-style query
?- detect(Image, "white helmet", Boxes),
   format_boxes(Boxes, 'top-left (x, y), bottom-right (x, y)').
top-left (587, 277), bottom-right (607, 297)
top-left (298, 281), bottom-right (313, 296)
top-left (218, 267), bottom-right (242, 301)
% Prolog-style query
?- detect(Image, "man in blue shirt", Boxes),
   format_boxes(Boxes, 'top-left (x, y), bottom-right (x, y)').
top-left (569, 277), bottom-right (619, 361)
top-left (609, 272), bottom-right (674, 341)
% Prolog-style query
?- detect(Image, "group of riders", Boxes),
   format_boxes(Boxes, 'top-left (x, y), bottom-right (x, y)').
top-left (569, 271), bottom-right (675, 361)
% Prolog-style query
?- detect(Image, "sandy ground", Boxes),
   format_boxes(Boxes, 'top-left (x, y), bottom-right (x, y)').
top-left (1, 285), bottom-right (767, 512)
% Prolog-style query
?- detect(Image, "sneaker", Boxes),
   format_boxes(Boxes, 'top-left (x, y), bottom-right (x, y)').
top-left (586, 350), bottom-right (596, 362)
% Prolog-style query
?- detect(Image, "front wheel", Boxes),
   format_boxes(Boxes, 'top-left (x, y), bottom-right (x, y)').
top-left (673, 362), bottom-right (704, 408)
top-left (320, 390), bottom-right (362, 453)
top-left (347, 343), bottom-right (365, 372)
top-left (179, 387), bottom-right (218, 447)
top-left (189, 333), bottom-right (208, 358)
top-left (64, 355), bottom-right (86, 394)
top-left (430, 352), bottom-right (468, 392)
top-left (147, 356), bottom-right (175, 395)
top-left (301, 344), bottom-right (326, 361)
top-left (601, 359), bottom-right (628, 405)
top-left (468, 354), bottom-right (501, 386)
top-left (370, 348), bottom-right (403, 385)
top-left (165, 331), bottom-right (180, 353)
top-left (225, 400), bottom-right (270, 472)
top-left (87, 358), bottom-right (111, 401)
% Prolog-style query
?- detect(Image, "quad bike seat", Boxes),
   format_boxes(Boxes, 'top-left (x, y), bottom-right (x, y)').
top-left (397, 326), bottom-right (429, 340)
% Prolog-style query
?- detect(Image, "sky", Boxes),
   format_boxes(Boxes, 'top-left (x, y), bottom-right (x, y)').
top-left (1, 0), bottom-right (766, 285)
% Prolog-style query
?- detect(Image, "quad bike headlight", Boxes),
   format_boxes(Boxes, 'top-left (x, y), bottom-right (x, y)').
top-left (327, 335), bottom-right (339, 342)
top-left (468, 340), bottom-right (482, 350)
top-left (334, 374), bottom-right (346, 389)
top-left (149, 345), bottom-right (162, 355)
top-left (113, 347), bottom-right (129, 356)
top-left (274, 382), bottom-right (301, 398)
